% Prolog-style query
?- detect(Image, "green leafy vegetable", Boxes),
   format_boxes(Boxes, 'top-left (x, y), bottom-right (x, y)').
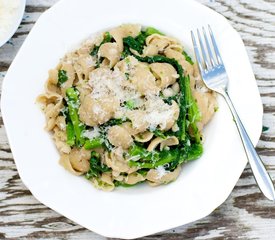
top-left (129, 149), bottom-right (179, 169)
top-left (262, 126), bottom-right (269, 132)
top-left (182, 51), bottom-right (194, 65)
top-left (66, 122), bottom-right (75, 146)
top-left (163, 95), bottom-right (178, 105)
top-left (101, 118), bottom-right (128, 127)
top-left (122, 26), bottom-right (163, 57)
top-left (124, 100), bottom-right (135, 110)
top-left (123, 36), bottom-right (144, 54)
top-left (137, 169), bottom-right (149, 177)
top-left (84, 138), bottom-right (104, 150)
top-left (145, 27), bottom-right (164, 36)
top-left (85, 151), bottom-right (110, 179)
top-left (114, 181), bottom-right (144, 188)
top-left (128, 144), bottom-right (159, 162)
top-left (90, 32), bottom-right (113, 56)
top-left (166, 142), bottom-right (203, 170)
top-left (66, 88), bottom-right (85, 146)
top-left (125, 72), bottom-right (130, 80)
top-left (152, 129), bottom-right (166, 139)
top-left (185, 75), bottom-right (202, 143)
top-left (58, 70), bottom-right (68, 86)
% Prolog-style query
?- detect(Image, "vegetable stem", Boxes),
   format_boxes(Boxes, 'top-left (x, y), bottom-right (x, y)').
top-left (66, 88), bottom-right (85, 146)
top-left (84, 138), bottom-right (103, 150)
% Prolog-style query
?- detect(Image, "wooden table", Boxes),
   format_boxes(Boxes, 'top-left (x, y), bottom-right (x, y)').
top-left (1, 0), bottom-right (275, 239)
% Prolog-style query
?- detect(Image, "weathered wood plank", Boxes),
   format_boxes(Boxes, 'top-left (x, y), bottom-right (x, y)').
top-left (0, 0), bottom-right (275, 239)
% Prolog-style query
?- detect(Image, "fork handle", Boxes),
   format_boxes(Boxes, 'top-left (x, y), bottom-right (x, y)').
top-left (221, 91), bottom-right (275, 201)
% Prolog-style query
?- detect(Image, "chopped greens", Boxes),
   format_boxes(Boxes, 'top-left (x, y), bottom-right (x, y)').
top-left (84, 138), bottom-right (104, 150)
top-left (114, 181), bottom-right (144, 188)
top-left (122, 26), bottom-right (163, 57)
top-left (86, 151), bottom-right (111, 179)
top-left (124, 100), bottom-right (135, 110)
top-left (128, 144), bottom-right (160, 162)
top-left (66, 122), bottom-right (75, 146)
top-left (145, 27), bottom-right (164, 36)
top-left (185, 75), bottom-right (202, 143)
top-left (128, 149), bottom-right (179, 169)
top-left (90, 32), bottom-right (113, 56)
top-left (262, 126), bottom-right (269, 132)
top-left (152, 129), bottom-right (166, 139)
top-left (58, 70), bottom-right (68, 86)
top-left (182, 51), bottom-right (194, 65)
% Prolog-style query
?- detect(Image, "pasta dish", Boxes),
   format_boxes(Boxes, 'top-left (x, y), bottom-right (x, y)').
top-left (37, 24), bottom-right (217, 190)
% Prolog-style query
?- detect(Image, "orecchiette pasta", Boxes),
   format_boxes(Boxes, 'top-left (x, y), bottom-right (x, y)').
top-left (131, 63), bottom-right (160, 95)
top-left (146, 166), bottom-right (181, 186)
top-left (134, 131), bottom-right (154, 143)
top-left (144, 34), bottom-right (179, 56)
top-left (37, 93), bottom-right (63, 131)
top-left (69, 148), bottom-right (91, 173)
top-left (164, 48), bottom-right (194, 76)
top-left (98, 42), bottom-right (120, 68)
top-left (110, 24), bottom-right (141, 52)
top-left (107, 125), bottom-right (133, 149)
top-left (37, 24), bottom-right (217, 191)
top-left (150, 63), bottom-right (178, 89)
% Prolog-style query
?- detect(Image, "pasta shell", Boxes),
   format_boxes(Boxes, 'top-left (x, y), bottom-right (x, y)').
top-left (150, 63), bottom-right (178, 89)
top-left (131, 63), bottom-right (160, 95)
top-left (146, 166), bottom-right (181, 186)
top-left (134, 131), bottom-right (154, 143)
top-left (59, 154), bottom-right (82, 176)
top-left (91, 173), bottom-right (114, 192)
top-left (107, 125), bottom-right (133, 149)
top-left (36, 93), bottom-right (63, 131)
top-left (53, 126), bottom-right (71, 154)
top-left (192, 90), bottom-right (217, 130)
top-left (147, 137), bottom-right (163, 152)
top-left (110, 24), bottom-right (141, 52)
top-left (79, 95), bottom-right (120, 126)
top-left (125, 172), bottom-right (145, 185)
top-left (68, 148), bottom-right (91, 173)
top-left (144, 34), bottom-right (179, 55)
top-left (160, 136), bottom-right (179, 150)
top-left (126, 110), bottom-right (149, 134)
top-left (164, 48), bottom-right (194, 76)
top-left (99, 42), bottom-right (120, 68)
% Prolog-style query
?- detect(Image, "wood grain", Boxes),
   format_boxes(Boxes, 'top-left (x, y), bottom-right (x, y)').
top-left (1, 0), bottom-right (275, 239)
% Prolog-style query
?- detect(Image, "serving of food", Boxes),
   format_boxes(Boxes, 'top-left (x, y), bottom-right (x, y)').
top-left (1, 0), bottom-right (264, 237)
top-left (37, 24), bottom-right (217, 190)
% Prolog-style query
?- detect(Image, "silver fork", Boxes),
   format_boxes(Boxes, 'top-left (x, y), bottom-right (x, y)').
top-left (191, 26), bottom-right (275, 201)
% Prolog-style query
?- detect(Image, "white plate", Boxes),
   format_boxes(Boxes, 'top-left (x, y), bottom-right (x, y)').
top-left (0, 0), bottom-right (26, 47)
top-left (1, 0), bottom-right (263, 239)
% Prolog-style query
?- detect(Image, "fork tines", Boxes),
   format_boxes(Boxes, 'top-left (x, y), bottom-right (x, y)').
top-left (191, 25), bottom-right (223, 72)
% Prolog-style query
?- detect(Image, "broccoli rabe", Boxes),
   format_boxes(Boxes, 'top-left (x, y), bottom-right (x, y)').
top-left (66, 88), bottom-right (85, 146)
top-left (84, 138), bottom-right (104, 150)
top-left (57, 70), bottom-right (68, 86)
top-left (90, 32), bottom-right (113, 56)
top-left (85, 151), bottom-right (111, 179)
top-left (66, 122), bottom-right (75, 146)
top-left (182, 51), bottom-right (194, 65)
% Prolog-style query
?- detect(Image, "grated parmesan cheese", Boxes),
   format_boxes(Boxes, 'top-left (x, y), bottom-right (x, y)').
top-left (144, 95), bottom-right (174, 130)
top-left (89, 68), bottom-right (140, 102)
top-left (88, 64), bottom-right (176, 130)
top-left (82, 126), bottom-right (101, 139)
top-left (0, 0), bottom-right (21, 42)
top-left (156, 166), bottom-right (168, 179)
